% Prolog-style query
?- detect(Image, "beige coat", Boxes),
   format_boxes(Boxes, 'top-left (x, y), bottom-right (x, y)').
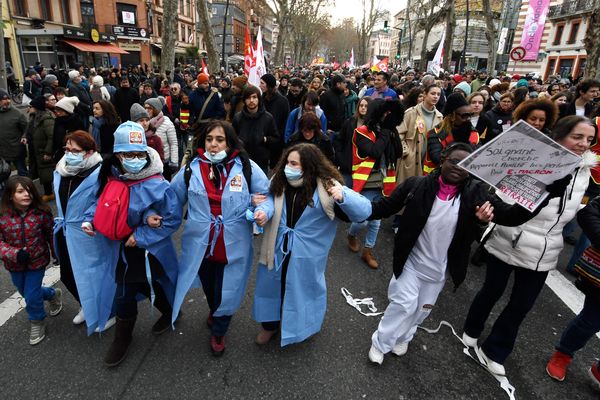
top-left (396, 103), bottom-right (443, 184)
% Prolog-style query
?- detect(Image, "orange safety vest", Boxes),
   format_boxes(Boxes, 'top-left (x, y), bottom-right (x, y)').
top-left (351, 125), bottom-right (396, 196)
top-left (180, 108), bottom-right (190, 125)
top-left (422, 126), bottom-right (480, 175)
top-left (591, 116), bottom-right (600, 185)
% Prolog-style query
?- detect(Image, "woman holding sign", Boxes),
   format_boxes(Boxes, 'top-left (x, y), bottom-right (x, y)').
top-left (462, 115), bottom-right (597, 377)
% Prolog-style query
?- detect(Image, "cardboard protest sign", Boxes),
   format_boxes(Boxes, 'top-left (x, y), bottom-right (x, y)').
top-left (458, 120), bottom-right (581, 211)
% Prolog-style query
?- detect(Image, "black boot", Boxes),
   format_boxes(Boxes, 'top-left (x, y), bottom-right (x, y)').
top-left (151, 313), bottom-right (173, 336)
top-left (104, 317), bottom-right (136, 367)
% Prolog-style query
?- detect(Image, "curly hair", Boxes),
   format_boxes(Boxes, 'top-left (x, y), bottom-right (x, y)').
top-left (512, 99), bottom-right (559, 130)
top-left (270, 143), bottom-right (343, 209)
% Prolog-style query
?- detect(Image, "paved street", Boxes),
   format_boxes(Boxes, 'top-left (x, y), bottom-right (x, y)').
top-left (0, 215), bottom-right (598, 400)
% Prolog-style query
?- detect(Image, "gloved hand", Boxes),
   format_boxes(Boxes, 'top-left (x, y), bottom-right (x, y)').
top-left (17, 248), bottom-right (31, 265)
top-left (546, 174), bottom-right (572, 198)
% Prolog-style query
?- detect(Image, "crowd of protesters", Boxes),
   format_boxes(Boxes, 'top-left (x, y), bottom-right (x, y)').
top-left (0, 59), bottom-right (600, 392)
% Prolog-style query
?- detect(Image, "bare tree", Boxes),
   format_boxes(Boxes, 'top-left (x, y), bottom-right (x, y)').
top-left (259, 0), bottom-right (298, 65)
top-left (160, 0), bottom-right (178, 74)
top-left (356, 0), bottom-right (385, 65)
top-left (415, 0), bottom-right (447, 70)
top-left (584, 0), bottom-right (600, 79)
top-left (325, 18), bottom-right (360, 62)
top-left (196, 0), bottom-right (220, 73)
top-left (482, 0), bottom-right (500, 74)
top-left (441, 1), bottom-right (455, 73)
top-left (288, 0), bottom-right (331, 64)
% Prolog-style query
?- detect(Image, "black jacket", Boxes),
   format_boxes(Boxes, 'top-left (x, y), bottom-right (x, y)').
top-left (369, 171), bottom-right (540, 288)
top-left (559, 100), bottom-right (596, 119)
top-left (288, 130), bottom-right (334, 162)
top-left (334, 116), bottom-right (360, 173)
top-left (52, 113), bottom-right (85, 162)
top-left (484, 106), bottom-right (513, 143)
top-left (232, 107), bottom-right (278, 171)
top-left (320, 87), bottom-right (346, 132)
top-left (287, 87), bottom-right (307, 111)
top-left (576, 196), bottom-right (600, 298)
top-left (263, 90), bottom-right (290, 167)
top-left (112, 87), bottom-right (140, 123)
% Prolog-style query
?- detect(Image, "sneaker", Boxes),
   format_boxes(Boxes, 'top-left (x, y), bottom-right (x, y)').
top-left (95, 317), bottom-right (116, 333)
top-left (255, 329), bottom-right (277, 345)
top-left (347, 234), bottom-right (360, 253)
top-left (29, 320), bottom-right (46, 345)
top-left (47, 288), bottom-right (63, 316)
top-left (462, 332), bottom-right (478, 348)
top-left (546, 350), bottom-right (572, 381)
top-left (210, 335), bottom-right (225, 357)
top-left (151, 313), bottom-right (172, 336)
top-left (368, 345), bottom-right (384, 365)
top-left (479, 347), bottom-right (506, 376)
top-left (392, 341), bottom-right (409, 356)
top-left (589, 363), bottom-right (600, 391)
top-left (72, 308), bottom-right (85, 325)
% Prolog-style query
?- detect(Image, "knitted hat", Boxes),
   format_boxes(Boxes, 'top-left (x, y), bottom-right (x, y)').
top-left (261, 73), bottom-right (277, 88)
top-left (30, 95), bottom-right (46, 111)
top-left (406, 69), bottom-right (415, 75)
top-left (68, 70), bottom-right (80, 80)
top-left (197, 73), bottom-right (209, 84)
top-left (511, 74), bottom-right (521, 80)
top-left (144, 97), bottom-right (162, 112)
top-left (92, 75), bottom-right (104, 87)
top-left (157, 96), bottom-right (166, 108)
top-left (220, 76), bottom-right (231, 86)
top-left (55, 96), bottom-right (79, 114)
top-left (452, 74), bottom-right (463, 83)
top-left (232, 75), bottom-right (248, 89)
top-left (26, 69), bottom-right (37, 77)
top-left (515, 79), bottom-right (529, 88)
top-left (113, 121), bottom-right (147, 153)
top-left (330, 73), bottom-right (346, 85)
top-left (0, 89), bottom-right (8, 100)
top-left (130, 103), bottom-right (149, 122)
top-left (488, 78), bottom-right (501, 87)
top-left (454, 81), bottom-right (472, 96)
top-left (443, 93), bottom-right (469, 116)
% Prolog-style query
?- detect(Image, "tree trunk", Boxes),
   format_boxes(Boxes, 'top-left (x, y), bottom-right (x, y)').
top-left (419, 26), bottom-right (432, 70)
top-left (160, 0), bottom-right (178, 74)
top-left (482, 0), bottom-right (499, 75)
top-left (584, 2), bottom-right (600, 79)
top-left (442, 3), bottom-right (455, 72)
top-left (196, 0), bottom-right (220, 74)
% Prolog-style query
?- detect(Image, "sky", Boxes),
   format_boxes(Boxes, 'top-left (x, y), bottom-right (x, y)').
top-left (327, 0), bottom-right (405, 24)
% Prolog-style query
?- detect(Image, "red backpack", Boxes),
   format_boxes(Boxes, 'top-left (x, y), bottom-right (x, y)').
top-left (93, 175), bottom-right (162, 241)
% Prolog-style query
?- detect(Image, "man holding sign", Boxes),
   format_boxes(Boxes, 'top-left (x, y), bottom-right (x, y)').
top-left (462, 116), bottom-right (597, 377)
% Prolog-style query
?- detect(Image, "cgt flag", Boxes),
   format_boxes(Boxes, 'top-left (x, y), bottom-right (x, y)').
top-left (371, 56), bottom-right (389, 72)
top-left (248, 26), bottom-right (266, 88)
top-left (201, 58), bottom-right (209, 74)
top-left (429, 31), bottom-right (445, 77)
top-left (244, 26), bottom-right (254, 77)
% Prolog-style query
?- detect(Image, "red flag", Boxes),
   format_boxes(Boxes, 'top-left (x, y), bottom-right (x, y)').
top-left (244, 27), bottom-right (254, 76)
top-left (201, 58), bottom-right (209, 74)
top-left (333, 61), bottom-right (340, 70)
top-left (373, 57), bottom-right (389, 73)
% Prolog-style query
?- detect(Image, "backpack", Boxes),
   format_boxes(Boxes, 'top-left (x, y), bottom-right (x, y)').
top-left (90, 86), bottom-right (103, 102)
top-left (93, 175), bottom-right (162, 240)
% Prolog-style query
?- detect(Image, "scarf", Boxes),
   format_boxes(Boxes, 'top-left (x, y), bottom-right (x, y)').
top-left (150, 112), bottom-right (165, 129)
top-left (56, 152), bottom-right (103, 177)
top-left (259, 178), bottom-right (339, 270)
top-left (437, 176), bottom-right (459, 200)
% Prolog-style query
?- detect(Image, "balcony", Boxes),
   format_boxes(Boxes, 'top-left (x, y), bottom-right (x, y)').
top-left (548, 0), bottom-right (595, 19)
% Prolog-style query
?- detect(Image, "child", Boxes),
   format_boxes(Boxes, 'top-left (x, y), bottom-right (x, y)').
top-left (0, 176), bottom-right (62, 345)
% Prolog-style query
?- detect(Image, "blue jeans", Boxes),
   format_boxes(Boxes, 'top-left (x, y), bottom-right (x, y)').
top-left (463, 254), bottom-right (548, 364)
top-left (557, 294), bottom-right (600, 357)
top-left (566, 233), bottom-right (591, 273)
top-left (348, 189), bottom-right (381, 248)
top-left (10, 269), bottom-right (55, 321)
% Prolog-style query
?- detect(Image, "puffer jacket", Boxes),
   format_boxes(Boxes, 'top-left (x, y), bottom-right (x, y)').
top-left (153, 112), bottom-right (178, 165)
top-left (485, 151), bottom-right (597, 272)
top-left (0, 207), bottom-right (54, 272)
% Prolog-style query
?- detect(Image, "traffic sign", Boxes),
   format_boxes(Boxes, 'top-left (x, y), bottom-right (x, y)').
top-left (510, 46), bottom-right (527, 62)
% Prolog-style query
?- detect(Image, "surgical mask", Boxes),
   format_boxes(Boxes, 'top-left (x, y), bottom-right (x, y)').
top-left (204, 150), bottom-right (227, 163)
top-left (65, 152), bottom-right (84, 166)
top-left (122, 157), bottom-right (147, 174)
top-left (284, 166), bottom-right (303, 181)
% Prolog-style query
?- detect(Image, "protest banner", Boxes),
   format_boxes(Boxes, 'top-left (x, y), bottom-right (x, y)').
top-left (458, 120), bottom-right (581, 211)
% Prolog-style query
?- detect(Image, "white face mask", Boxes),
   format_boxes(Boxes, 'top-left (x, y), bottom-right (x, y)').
top-left (204, 150), bottom-right (227, 163)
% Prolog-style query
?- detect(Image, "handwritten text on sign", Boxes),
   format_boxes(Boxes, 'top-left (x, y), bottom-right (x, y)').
top-left (458, 120), bottom-right (581, 211)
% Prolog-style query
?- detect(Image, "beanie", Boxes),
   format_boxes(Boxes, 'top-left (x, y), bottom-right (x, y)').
top-left (454, 81), bottom-right (472, 96)
top-left (330, 73), bottom-right (345, 85)
top-left (157, 96), bottom-right (166, 108)
top-left (0, 88), bottom-right (9, 100)
top-left (232, 75), bottom-right (248, 89)
top-left (92, 75), bottom-right (104, 87)
top-left (55, 96), bottom-right (80, 114)
top-left (488, 78), bottom-right (501, 87)
top-left (30, 95), bottom-right (47, 111)
top-left (144, 97), bottom-right (163, 112)
top-left (197, 73), bottom-right (209, 84)
top-left (130, 103), bottom-right (149, 122)
top-left (452, 74), bottom-right (463, 83)
top-left (515, 79), bottom-right (529, 88)
top-left (443, 93), bottom-right (469, 116)
top-left (261, 73), bottom-right (277, 89)
top-left (113, 121), bottom-right (147, 153)
top-left (68, 70), bottom-right (80, 80)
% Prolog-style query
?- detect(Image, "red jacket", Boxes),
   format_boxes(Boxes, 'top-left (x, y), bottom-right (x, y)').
top-left (0, 208), bottom-right (54, 272)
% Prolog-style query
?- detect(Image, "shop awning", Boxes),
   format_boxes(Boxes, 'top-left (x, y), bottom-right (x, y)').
top-left (63, 39), bottom-right (129, 54)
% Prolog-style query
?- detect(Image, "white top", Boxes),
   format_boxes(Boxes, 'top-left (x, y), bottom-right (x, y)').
top-left (405, 195), bottom-right (461, 282)
top-left (575, 106), bottom-right (586, 116)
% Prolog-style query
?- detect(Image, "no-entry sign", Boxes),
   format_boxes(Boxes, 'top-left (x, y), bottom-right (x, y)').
top-left (510, 46), bottom-right (527, 62)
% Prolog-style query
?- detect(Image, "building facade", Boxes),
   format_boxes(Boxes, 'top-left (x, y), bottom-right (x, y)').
top-left (150, 0), bottom-right (200, 66)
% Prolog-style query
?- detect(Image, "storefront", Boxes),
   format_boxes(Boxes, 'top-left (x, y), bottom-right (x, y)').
top-left (112, 25), bottom-right (151, 68)
top-left (62, 27), bottom-right (127, 68)
top-left (16, 28), bottom-right (76, 70)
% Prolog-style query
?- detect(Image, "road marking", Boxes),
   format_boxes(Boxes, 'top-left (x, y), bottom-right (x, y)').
top-left (0, 266), bottom-right (61, 327)
top-left (545, 270), bottom-right (600, 339)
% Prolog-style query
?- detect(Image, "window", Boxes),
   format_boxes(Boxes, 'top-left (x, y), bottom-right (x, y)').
top-left (80, 0), bottom-right (95, 28)
top-left (568, 21), bottom-right (580, 44)
top-left (13, 0), bottom-right (27, 16)
top-left (157, 16), bottom-right (162, 37)
top-left (545, 58), bottom-right (556, 80)
top-left (553, 24), bottom-right (564, 45)
top-left (39, 0), bottom-right (51, 20)
top-left (60, 0), bottom-right (72, 24)
top-left (558, 58), bottom-right (574, 78)
top-left (117, 2), bottom-right (136, 25)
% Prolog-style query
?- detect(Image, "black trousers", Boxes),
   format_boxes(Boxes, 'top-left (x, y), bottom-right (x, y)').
top-left (56, 229), bottom-right (80, 304)
top-left (199, 259), bottom-right (231, 336)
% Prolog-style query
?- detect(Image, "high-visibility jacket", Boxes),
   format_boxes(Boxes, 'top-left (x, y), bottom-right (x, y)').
top-left (423, 126), bottom-right (479, 175)
top-left (351, 125), bottom-right (396, 196)
top-left (590, 116), bottom-right (600, 185)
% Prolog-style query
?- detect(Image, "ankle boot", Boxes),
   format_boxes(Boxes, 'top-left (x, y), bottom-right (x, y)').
top-left (104, 317), bottom-right (136, 367)
top-left (347, 234), bottom-right (360, 253)
top-left (361, 248), bottom-right (379, 269)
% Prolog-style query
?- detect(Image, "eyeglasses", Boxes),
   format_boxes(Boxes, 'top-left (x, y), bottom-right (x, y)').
top-left (457, 112), bottom-right (474, 118)
top-left (63, 149), bottom-right (85, 155)
top-left (170, 87), bottom-right (179, 91)
top-left (120, 152), bottom-right (146, 159)
top-left (47, 98), bottom-right (57, 102)
top-left (445, 158), bottom-right (462, 165)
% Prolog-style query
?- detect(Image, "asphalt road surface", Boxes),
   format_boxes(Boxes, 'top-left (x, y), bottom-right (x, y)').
top-left (0, 212), bottom-right (598, 400)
